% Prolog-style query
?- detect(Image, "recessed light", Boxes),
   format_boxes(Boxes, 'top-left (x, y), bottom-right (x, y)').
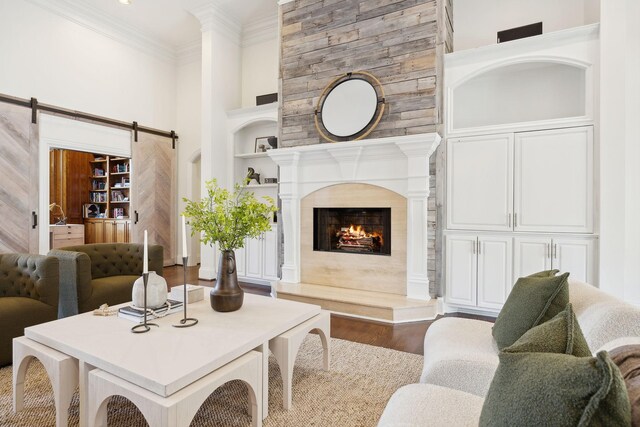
top-left (119, 0), bottom-right (132, 4)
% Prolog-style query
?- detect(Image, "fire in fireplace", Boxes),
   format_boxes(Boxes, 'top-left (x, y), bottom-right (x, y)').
top-left (313, 207), bottom-right (391, 255)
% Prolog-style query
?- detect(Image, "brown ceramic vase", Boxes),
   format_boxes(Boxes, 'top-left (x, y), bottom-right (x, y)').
top-left (210, 250), bottom-right (244, 312)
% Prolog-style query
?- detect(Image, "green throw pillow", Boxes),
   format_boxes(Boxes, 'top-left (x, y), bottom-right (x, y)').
top-left (479, 351), bottom-right (631, 427)
top-left (492, 271), bottom-right (570, 350)
top-left (504, 303), bottom-right (591, 357)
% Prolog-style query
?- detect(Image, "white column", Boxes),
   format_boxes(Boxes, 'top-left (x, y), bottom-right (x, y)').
top-left (397, 134), bottom-right (441, 300)
top-left (189, 3), bottom-right (242, 280)
top-left (599, 0), bottom-right (640, 305)
top-left (268, 150), bottom-right (300, 283)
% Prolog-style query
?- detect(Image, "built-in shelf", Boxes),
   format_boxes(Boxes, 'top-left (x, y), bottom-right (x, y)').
top-left (235, 152), bottom-right (272, 159)
top-left (111, 187), bottom-right (130, 190)
top-left (110, 172), bottom-right (129, 175)
top-left (92, 175), bottom-right (106, 178)
top-left (244, 184), bottom-right (278, 189)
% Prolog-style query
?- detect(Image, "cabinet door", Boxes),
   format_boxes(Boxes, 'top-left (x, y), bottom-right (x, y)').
top-left (245, 236), bottom-right (263, 279)
top-left (513, 237), bottom-right (552, 282)
top-left (114, 220), bottom-right (129, 243)
top-left (262, 230), bottom-right (279, 281)
top-left (447, 134), bottom-right (513, 231)
top-left (445, 235), bottom-right (477, 307)
top-left (84, 221), bottom-right (97, 244)
top-left (103, 220), bottom-right (116, 243)
top-left (514, 127), bottom-right (593, 233)
top-left (477, 236), bottom-right (513, 310)
top-left (552, 238), bottom-right (595, 284)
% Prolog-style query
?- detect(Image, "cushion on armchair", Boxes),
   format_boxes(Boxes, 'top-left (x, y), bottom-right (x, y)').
top-left (503, 303), bottom-right (591, 357)
top-left (479, 351), bottom-right (631, 427)
top-left (492, 271), bottom-right (570, 350)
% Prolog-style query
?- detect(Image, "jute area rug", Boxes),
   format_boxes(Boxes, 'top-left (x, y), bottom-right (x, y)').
top-left (0, 335), bottom-right (422, 426)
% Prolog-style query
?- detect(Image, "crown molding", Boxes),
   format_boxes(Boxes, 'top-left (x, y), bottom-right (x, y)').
top-left (187, 1), bottom-right (242, 45)
top-left (242, 14), bottom-right (278, 47)
top-left (177, 39), bottom-right (202, 65)
top-left (25, 0), bottom-right (177, 63)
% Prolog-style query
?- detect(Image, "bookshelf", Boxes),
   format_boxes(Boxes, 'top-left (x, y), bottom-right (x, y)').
top-left (85, 154), bottom-right (131, 244)
top-left (88, 155), bottom-right (131, 219)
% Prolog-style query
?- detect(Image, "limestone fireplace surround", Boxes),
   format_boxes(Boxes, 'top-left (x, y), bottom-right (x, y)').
top-left (269, 133), bottom-right (441, 321)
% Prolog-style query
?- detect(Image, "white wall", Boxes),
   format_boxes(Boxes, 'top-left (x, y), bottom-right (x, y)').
top-left (0, 0), bottom-right (177, 130)
top-left (241, 37), bottom-right (279, 108)
top-left (599, 0), bottom-right (640, 306)
top-left (453, 0), bottom-right (599, 51)
top-left (176, 59), bottom-right (202, 265)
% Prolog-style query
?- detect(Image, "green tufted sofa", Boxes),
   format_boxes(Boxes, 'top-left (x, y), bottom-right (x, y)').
top-left (49, 243), bottom-right (163, 317)
top-left (0, 253), bottom-right (59, 367)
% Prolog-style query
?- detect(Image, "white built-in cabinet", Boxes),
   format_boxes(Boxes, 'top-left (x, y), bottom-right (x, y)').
top-left (445, 126), bottom-right (596, 313)
top-left (448, 127), bottom-right (593, 233)
top-left (446, 234), bottom-right (513, 310)
top-left (236, 230), bottom-right (279, 284)
top-left (513, 236), bottom-right (595, 284)
top-left (227, 104), bottom-right (280, 286)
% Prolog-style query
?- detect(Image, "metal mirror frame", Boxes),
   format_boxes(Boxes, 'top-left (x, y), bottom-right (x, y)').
top-left (314, 71), bottom-right (386, 143)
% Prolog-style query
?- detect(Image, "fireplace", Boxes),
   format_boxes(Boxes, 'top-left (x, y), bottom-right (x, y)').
top-left (313, 207), bottom-right (391, 255)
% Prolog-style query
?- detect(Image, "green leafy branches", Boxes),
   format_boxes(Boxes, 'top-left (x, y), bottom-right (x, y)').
top-left (183, 179), bottom-right (277, 252)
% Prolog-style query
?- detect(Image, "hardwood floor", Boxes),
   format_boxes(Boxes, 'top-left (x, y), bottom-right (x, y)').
top-left (163, 265), bottom-right (494, 356)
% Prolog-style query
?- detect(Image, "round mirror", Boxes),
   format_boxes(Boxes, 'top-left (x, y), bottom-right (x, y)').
top-left (321, 79), bottom-right (378, 137)
top-left (315, 71), bottom-right (386, 143)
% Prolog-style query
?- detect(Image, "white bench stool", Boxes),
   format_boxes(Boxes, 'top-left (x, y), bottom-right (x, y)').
top-left (13, 336), bottom-right (79, 427)
top-left (87, 351), bottom-right (263, 427)
top-left (269, 310), bottom-right (331, 410)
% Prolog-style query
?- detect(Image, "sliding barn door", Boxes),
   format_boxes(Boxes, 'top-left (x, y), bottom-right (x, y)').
top-left (0, 103), bottom-right (38, 253)
top-left (131, 132), bottom-right (177, 266)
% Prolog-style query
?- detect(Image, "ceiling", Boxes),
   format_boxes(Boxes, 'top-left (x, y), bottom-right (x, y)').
top-left (72, 0), bottom-right (278, 48)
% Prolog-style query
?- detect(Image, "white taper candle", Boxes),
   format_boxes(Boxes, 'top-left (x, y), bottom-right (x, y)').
top-left (182, 215), bottom-right (188, 258)
top-left (143, 230), bottom-right (148, 273)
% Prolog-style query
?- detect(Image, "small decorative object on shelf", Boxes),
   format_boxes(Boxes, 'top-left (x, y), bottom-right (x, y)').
top-left (183, 179), bottom-right (276, 312)
top-left (267, 136), bottom-right (278, 149)
top-left (246, 167), bottom-right (261, 185)
top-left (255, 136), bottom-right (271, 153)
top-left (264, 178), bottom-right (278, 184)
top-left (173, 215), bottom-right (198, 328)
top-left (49, 203), bottom-right (67, 225)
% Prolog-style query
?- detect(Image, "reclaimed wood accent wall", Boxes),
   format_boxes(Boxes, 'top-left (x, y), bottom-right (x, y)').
top-left (279, 0), bottom-right (453, 295)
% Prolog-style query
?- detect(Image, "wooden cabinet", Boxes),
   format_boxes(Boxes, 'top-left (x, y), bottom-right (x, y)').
top-left (84, 219), bottom-right (130, 244)
top-left (50, 225), bottom-right (85, 249)
top-left (446, 234), bottom-right (512, 311)
top-left (514, 236), bottom-right (596, 284)
top-left (237, 229), bottom-right (279, 285)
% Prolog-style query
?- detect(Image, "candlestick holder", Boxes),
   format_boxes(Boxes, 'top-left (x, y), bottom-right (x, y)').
top-left (131, 272), bottom-right (159, 333)
top-left (173, 256), bottom-right (198, 328)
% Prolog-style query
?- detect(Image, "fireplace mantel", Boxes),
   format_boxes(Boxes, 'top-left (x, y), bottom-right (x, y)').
top-left (269, 132), bottom-right (441, 300)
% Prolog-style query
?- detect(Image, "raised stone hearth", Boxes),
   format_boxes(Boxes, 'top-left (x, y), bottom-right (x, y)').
top-left (269, 133), bottom-right (441, 323)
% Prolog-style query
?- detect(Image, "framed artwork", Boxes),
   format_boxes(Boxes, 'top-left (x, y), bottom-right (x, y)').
top-left (255, 136), bottom-right (271, 153)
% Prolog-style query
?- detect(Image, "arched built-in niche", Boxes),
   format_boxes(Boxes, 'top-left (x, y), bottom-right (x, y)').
top-left (450, 59), bottom-right (589, 131)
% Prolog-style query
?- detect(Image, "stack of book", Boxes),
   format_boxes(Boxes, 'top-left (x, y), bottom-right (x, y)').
top-left (118, 299), bottom-right (183, 323)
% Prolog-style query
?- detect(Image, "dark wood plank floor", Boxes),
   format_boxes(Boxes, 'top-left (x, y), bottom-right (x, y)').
top-left (164, 265), bottom-right (494, 356)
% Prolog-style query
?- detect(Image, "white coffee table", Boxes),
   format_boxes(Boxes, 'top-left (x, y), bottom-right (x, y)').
top-left (23, 293), bottom-right (322, 426)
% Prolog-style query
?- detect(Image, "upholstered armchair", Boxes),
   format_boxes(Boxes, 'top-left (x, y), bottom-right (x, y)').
top-left (49, 243), bottom-right (163, 317)
top-left (0, 253), bottom-right (59, 366)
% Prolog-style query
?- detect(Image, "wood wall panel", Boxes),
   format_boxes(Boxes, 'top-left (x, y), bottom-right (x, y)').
top-left (131, 133), bottom-right (176, 266)
top-left (0, 103), bottom-right (38, 253)
top-left (49, 149), bottom-right (93, 225)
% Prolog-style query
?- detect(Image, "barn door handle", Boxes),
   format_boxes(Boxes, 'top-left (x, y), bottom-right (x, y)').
top-left (134, 210), bottom-right (139, 224)
top-left (32, 211), bottom-right (38, 229)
